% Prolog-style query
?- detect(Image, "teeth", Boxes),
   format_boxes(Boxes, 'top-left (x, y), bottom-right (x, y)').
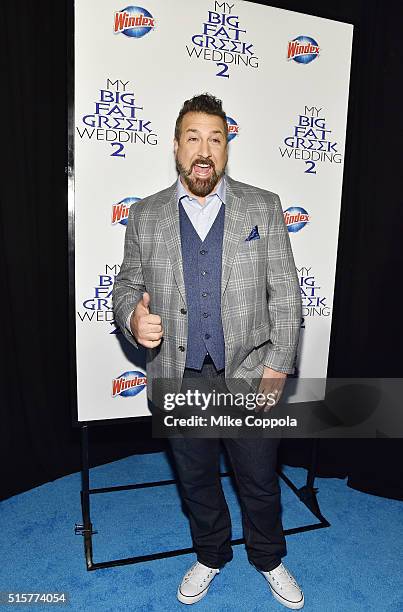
top-left (196, 164), bottom-right (210, 167)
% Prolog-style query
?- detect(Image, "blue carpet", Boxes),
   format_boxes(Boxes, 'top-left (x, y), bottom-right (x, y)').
top-left (1, 452), bottom-right (402, 611)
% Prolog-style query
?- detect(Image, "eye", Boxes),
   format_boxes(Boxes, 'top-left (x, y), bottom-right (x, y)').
top-left (188, 137), bottom-right (198, 142)
top-left (211, 138), bottom-right (221, 144)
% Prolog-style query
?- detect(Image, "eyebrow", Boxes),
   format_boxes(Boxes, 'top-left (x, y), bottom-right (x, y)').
top-left (185, 128), bottom-right (224, 136)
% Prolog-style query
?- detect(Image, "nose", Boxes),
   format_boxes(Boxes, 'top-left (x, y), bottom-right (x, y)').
top-left (198, 138), bottom-right (212, 159)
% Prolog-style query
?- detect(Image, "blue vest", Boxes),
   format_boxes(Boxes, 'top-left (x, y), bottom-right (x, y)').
top-left (179, 201), bottom-right (225, 370)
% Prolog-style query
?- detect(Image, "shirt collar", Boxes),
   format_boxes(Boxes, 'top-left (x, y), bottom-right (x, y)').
top-left (176, 175), bottom-right (226, 205)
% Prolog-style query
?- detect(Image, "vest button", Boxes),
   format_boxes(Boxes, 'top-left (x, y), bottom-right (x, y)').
top-left (180, 308), bottom-right (187, 314)
top-left (203, 312), bottom-right (210, 318)
top-left (201, 270), bottom-right (208, 276)
top-left (205, 333), bottom-right (211, 340)
top-left (201, 292), bottom-right (208, 298)
top-left (200, 249), bottom-right (208, 255)
top-left (178, 345), bottom-right (185, 352)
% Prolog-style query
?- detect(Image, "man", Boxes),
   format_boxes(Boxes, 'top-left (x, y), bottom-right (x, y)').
top-left (113, 94), bottom-right (303, 609)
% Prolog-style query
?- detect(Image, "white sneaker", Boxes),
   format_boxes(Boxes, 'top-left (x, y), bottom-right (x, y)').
top-left (177, 561), bottom-right (220, 605)
top-left (261, 562), bottom-right (304, 609)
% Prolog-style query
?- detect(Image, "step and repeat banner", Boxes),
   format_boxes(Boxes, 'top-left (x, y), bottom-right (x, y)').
top-left (72, 0), bottom-right (353, 422)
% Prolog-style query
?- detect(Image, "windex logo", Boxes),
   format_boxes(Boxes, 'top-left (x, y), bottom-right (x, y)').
top-left (284, 206), bottom-right (310, 232)
top-left (112, 197), bottom-right (140, 226)
top-left (113, 7), bottom-right (155, 38)
top-left (112, 370), bottom-right (147, 397)
top-left (287, 36), bottom-right (320, 64)
top-left (226, 116), bottom-right (239, 142)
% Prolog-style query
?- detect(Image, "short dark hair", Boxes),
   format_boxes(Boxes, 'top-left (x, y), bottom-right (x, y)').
top-left (174, 93), bottom-right (228, 142)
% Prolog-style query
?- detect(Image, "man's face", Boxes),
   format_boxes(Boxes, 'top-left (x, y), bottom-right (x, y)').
top-left (174, 112), bottom-right (228, 199)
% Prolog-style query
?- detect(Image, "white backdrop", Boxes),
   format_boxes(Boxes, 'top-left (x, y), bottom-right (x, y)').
top-left (72, 0), bottom-right (353, 422)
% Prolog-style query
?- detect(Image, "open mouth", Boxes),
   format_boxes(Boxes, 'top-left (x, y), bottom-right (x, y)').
top-left (192, 162), bottom-right (213, 178)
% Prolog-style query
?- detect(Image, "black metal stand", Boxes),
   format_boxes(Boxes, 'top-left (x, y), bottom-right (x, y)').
top-left (75, 425), bottom-right (330, 571)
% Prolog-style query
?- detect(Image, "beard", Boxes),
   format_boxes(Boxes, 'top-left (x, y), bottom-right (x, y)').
top-left (175, 155), bottom-right (225, 198)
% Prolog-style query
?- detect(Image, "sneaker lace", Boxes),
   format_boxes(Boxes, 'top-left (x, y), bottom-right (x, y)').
top-left (269, 564), bottom-right (298, 589)
top-left (184, 563), bottom-right (217, 588)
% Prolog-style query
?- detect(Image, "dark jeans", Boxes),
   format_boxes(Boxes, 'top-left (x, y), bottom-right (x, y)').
top-left (168, 359), bottom-right (287, 571)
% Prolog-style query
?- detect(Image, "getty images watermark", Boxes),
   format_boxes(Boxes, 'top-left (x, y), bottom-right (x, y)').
top-left (151, 378), bottom-right (403, 439)
top-left (163, 389), bottom-right (280, 411)
top-left (152, 388), bottom-right (298, 438)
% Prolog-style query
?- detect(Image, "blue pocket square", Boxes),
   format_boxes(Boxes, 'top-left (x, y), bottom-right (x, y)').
top-left (245, 225), bottom-right (260, 241)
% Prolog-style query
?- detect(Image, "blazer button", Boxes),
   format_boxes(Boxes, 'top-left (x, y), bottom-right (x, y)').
top-left (180, 308), bottom-right (187, 314)
top-left (178, 345), bottom-right (185, 352)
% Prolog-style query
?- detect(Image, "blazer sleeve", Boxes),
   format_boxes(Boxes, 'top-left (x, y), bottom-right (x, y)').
top-left (112, 202), bottom-right (146, 349)
top-left (263, 193), bottom-right (302, 373)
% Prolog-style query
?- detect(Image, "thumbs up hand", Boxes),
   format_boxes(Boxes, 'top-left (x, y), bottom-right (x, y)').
top-left (138, 291), bottom-right (150, 314)
top-left (130, 292), bottom-right (163, 348)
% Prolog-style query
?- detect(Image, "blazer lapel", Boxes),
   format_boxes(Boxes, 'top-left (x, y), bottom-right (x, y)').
top-left (158, 182), bottom-right (187, 304)
top-left (221, 177), bottom-right (247, 297)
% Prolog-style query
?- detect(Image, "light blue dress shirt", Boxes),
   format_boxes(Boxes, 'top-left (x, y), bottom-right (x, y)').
top-left (176, 176), bottom-right (226, 240)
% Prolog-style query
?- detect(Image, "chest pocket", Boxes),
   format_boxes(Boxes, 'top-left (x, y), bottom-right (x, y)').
top-left (234, 234), bottom-right (267, 281)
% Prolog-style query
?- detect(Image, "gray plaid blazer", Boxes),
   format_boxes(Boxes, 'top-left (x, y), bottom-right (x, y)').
top-left (113, 176), bottom-right (302, 398)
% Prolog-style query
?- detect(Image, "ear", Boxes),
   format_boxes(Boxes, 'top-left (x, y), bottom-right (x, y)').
top-left (173, 138), bottom-right (179, 155)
